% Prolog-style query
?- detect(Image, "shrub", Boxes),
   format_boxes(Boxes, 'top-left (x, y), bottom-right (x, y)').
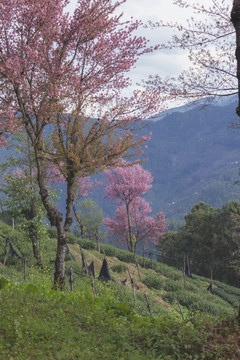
top-left (163, 279), bottom-right (184, 292)
top-left (142, 273), bottom-right (165, 290)
top-left (101, 244), bottom-right (117, 257)
top-left (65, 261), bottom-right (85, 278)
top-left (77, 238), bottom-right (97, 250)
top-left (115, 250), bottom-right (135, 263)
top-left (161, 292), bottom-right (176, 304)
top-left (111, 264), bottom-right (127, 274)
top-left (213, 287), bottom-right (239, 308)
top-left (47, 227), bottom-right (57, 239)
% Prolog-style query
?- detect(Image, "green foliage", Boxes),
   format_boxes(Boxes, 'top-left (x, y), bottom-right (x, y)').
top-left (142, 273), bottom-right (165, 290)
top-left (158, 200), bottom-right (240, 286)
top-left (47, 227), bottom-right (58, 239)
top-left (0, 273), bottom-right (239, 360)
top-left (111, 264), bottom-right (127, 274)
top-left (101, 244), bottom-right (118, 257)
top-left (74, 199), bottom-right (104, 240)
top-left (1, 218), bottom-right (240, 359)
top-left (0, 275), bottom-right (9, 290)
top-left (113, 250), bottom-right (135, 263)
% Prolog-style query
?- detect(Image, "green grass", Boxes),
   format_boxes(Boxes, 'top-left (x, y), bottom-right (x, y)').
top-left (1, 272), bottom-right (240, 360)
top-left (1, 221), bottom-right (240, 359)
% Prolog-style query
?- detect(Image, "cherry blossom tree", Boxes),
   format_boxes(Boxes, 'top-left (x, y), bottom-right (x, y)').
top-left (104, 164), bottom-right (154, 252)
top-left (0, 0), bottom-right (167, 288)
top-left (105, 197), bottom-right (167, 252)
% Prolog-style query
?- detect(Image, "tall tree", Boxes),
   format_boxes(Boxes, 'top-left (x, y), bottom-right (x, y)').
top-left (0, 0), bottom-right (166, 288)
top-left (105, 197), bottom-right (167, 252)
top-left (159, 200), bottom-right (240, 285)
top-left (104, 164), bottom-right (153, 252)
top-left (231, 0), bottom-right (240, 115)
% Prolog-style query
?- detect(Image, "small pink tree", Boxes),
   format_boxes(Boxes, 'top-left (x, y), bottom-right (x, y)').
top-left (105, 197), bottom-right (167, 252)
top-left (104, 164), bottom-right (161, 252)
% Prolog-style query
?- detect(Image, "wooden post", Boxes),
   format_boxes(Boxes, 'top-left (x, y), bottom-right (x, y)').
top-left (149, 252), bottom-right (153, 270)
top-left (143, 245), bottom-right (145, 268)
top-left (69, 267), bottom-right (74, 292)
top-left (183, 255), bottom-right (186, 290)
top-left (144, 294), bottom-right (152, 315)
top-left (3, 236), bottom-right (9, 266)
top-left (79, 245), bottom-right (88, 274)
top-left (96, 232), bottom-right (100, 253)
top-left (134, 254), bottom-right (142, 282)
top-left (23, 259), bottom-right (27, 281)
top-left (127, 267), bottom-right (135, 298)
top-left (178, 301), bottom-right (185, 320)
top-left (91, 277), bottom-right (96, 299)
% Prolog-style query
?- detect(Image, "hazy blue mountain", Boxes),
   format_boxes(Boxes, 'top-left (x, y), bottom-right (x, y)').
top-left (1, 96), bottom-right (240, 222)
top-left (140, 96), bottom-right (240, 220)
top-left (92, 96), bottom-right (240, 221)
top-left (151, 94), bottom-right (238, 121)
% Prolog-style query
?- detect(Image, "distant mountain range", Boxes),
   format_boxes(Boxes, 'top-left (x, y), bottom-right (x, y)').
top-left (140, 95), bottom-right (240, 220)
top-left (93, 95), bottom-right (240, 221)
top-left (1, 95), bottom-right (240, 222)
top-left (151, 94), bottom-right (239, 121)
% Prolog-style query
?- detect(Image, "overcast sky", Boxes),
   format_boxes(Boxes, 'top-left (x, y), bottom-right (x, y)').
top-left (67, 0), bottom-right (220, 109)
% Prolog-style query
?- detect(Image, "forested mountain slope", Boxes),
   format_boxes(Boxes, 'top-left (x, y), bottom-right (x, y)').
top-left (141, 99), bottom-right (240, 219)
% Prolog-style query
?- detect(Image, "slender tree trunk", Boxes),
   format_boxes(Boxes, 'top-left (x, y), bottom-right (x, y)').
top-left (231, 0), bottom-right (240, 116)
top-left (35, 151), bottom-right (67, 289)
top-left (27, 135), bottom-right (43, 269)
top-left (95, 230), bottom-right (100, 253)
top-left (73, 205), bottom-right (84, 237)
top-left (29, 224), bottom-right (43, 269)
top-left (126, 202), bottom-right (133, 252)
top-left (54, 221), bottom-right (67, 289)
top-left (64, 166), bottom-right (75, 232)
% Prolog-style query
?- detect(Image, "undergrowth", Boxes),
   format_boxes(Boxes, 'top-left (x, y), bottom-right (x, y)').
top-left (1, 222), bottom-right (240, 359)
top-left (1, 271), bottom-right (240, 360)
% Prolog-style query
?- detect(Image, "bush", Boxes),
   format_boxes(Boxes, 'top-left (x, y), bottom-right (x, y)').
top-left (111, 264), bottom-right (127, 274)
top-left (137, 256), bottom-right (152, 269)
top-left (101, 244), bottom-right (117, 257)
top-left (47, 227), bottom-right (57, 239)
top-left (65, 261), bottom-right (85, 278)
top-left (142, 273), bottom-right (165, 290)
top-left (161, 292), bottom-right (176, 304)
top-left (213, 287), bottom-right (239, 308)
top-left (163, 279), bottom-right (184, 292)
top-left (115, 250), bottom-right (135, 263)
top-left (76, 238), bottom-right (97, 250)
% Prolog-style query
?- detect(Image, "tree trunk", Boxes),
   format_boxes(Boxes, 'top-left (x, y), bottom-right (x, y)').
top-left (27, 136), bottom-right (43, 269)
top-left (54, 221), bottom-right (67, 289)
top-left (35, 151), bottom-right (67, 289)
top-left (30, 226), bottom-right (43, 269)
top-left (28, 201), bottom-right (43, 269)
top-left (95, 231), bottom-right (100, 253)
top-left (231, 0), bottom-right (240, 116)
top-left (126, 202), bottom-right (133, 252)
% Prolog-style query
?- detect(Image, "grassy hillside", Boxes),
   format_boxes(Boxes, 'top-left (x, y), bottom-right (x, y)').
top-left (1, 222), bottom-right (240, 359)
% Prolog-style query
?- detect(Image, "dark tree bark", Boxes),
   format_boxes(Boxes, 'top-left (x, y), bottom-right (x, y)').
top-left (35, 150), bottom-right (68, 289)
top-left (231, 0), bottom-right (240, 116)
